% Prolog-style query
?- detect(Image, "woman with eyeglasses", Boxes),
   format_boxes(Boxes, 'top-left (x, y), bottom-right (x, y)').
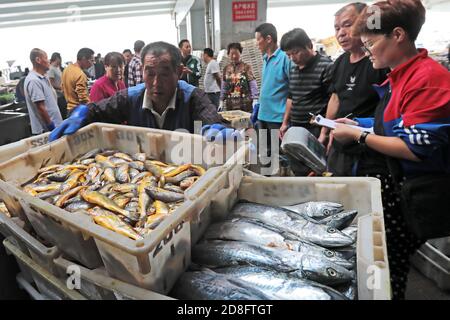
top-left (332, 0), bottom-right (450, 299)
top-left (90, 52), bottom-right (126, 103)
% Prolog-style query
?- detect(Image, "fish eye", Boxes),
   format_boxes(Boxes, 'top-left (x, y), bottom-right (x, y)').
top-left (327, 268), bottom-right (337, 277)
top-left (327, 227), bottom-right (336, 233)
top-left (324, 250), bottom-right (335, 258)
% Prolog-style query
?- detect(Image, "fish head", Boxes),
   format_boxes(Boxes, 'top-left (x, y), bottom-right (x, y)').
top-left (301, 255), bottom-right (355, 285)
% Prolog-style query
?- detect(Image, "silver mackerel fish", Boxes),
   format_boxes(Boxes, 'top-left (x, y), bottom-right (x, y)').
top-left (192, 240), bottom-right (354, 285)
top-left (214, 266), bottom-right (348, 300)
top-left (203, 218), bottom-right (353, 269)
top-left (230, 203), bottom-right (354, 248)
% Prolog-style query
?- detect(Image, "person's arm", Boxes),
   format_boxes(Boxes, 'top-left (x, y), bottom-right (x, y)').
top-left (88, 87), bottom-right (138, 123)
top-left (213, 72), bottom-right (221, 88)
top-left (191, 89), bottom-right (226, 125)
top-left (49, 77), bottom-right (61, 91)
top-left (75, 73), bottom-right (90, 104)
top-left (193, 57), bottom-right (202, 80)
top-left (280, 98), bottom-right (292, 139)
top-left (332, 124), bottom-right (420, 161)
top-left (89, 82), bottom-right (104, 103)
top-left (318, 93), bottom-right (339, 144)
top-left (35, 100), bottom-right (54, 129)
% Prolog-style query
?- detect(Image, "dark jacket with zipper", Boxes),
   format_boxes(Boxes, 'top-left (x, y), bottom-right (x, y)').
top-left (86, 80), bottom-right (224, 133)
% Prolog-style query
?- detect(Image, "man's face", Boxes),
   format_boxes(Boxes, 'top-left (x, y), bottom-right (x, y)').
top-left (36, 52), bottom-right (50, 71)
top-left (80, 55), bottom-right (95, 69)
top-left (285, 47), bottom-right (312, 67)
top-left (123, 52), bottom-right (132, 64)
top-left (180, 42), bottom-right (192, 57)
top-left (255, 32), bottom-right (270, 54)
top-left (202, 53), bottom-right (209, 63)
top-left (334, 8), bottom-right (363, 52)
top-left (143, 53), bottom-right (180, 107)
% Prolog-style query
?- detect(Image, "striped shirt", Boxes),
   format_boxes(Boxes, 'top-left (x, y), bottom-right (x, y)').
top-left (288, 53), bottom-right (333, 124)
top-left (128, 54), bottom-right (143, 87)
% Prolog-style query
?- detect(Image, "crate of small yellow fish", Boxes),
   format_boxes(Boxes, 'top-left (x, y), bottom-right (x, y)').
top-left (0, 122), bottom-right (247, 294)
top-left (219, 110), bottom-right (252, 130)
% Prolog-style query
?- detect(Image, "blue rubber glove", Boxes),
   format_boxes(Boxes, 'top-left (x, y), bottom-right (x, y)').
top-left (201, 123), bottom-right (243, 143)
top-left (251, 103), bottom-right (259, 125)
top-left (49, 104), bottom-right (90, 142)
top-left (46, 122), bottom-right (55, 131)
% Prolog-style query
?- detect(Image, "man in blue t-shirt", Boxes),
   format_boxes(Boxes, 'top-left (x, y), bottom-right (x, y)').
top-left (255, 23), bottom-right (292, 169)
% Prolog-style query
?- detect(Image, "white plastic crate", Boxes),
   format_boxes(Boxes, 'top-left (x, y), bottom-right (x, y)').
top-left (0, 132), bottom-right (49, 164)
top-left (2, 237), bottom-right (86, 300)
top-left (412, 242), bottom-right (450, 291)
top-left (0, 122), bottom-right (248, 294)
top-left (154, 167), bottom-right (391, 300)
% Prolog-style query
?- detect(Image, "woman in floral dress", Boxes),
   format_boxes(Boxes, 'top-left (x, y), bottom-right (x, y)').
top-left (220, 43), bottom-right (259, 112)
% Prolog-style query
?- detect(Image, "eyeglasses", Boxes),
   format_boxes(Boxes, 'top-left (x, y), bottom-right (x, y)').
top-left (361, 36), bottom-right (388, 56)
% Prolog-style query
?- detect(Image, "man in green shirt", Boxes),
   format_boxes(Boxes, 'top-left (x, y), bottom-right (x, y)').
top-left (179, 39), bottom-right (202, 87)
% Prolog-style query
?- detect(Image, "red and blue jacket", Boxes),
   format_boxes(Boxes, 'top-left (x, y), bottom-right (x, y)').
top-left (356, 49), bottom-right (450, 177)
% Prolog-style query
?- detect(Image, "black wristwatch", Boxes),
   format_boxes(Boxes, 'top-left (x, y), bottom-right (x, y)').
top-left (358, 131), bottom-right (370, 144)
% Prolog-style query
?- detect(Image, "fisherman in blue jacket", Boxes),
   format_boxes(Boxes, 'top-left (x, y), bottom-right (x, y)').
top-left (49, 41), bottom-right (239, 142)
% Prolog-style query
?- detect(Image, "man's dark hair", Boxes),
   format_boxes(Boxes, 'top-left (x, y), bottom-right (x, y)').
top-left (141, 41), bottom-right (182, 71)
top-left (335, 2), bottom-right (367, 16)
top-left (104, 52), bottom-right (125, 66)
top-left (123, 49), bottom-right (132, 55)
top-left (29, 48), bottom-right (46, 64)
top-left (178, 39), bottom-right (190, 49)
top-left (227, 42), bottom-right (243, 54)
top-left (50, 52), bottom-right (61, 63)
top-left (77, 48), bottom-right (94, 61)
top-left (134, 40), bottom-right (145, 53)
top-left (280, 28), bottom-right (313, 51)
top-left (255, 23), bottom-right (278, 43)
top-left (203, 48), bottom-right (214, 58)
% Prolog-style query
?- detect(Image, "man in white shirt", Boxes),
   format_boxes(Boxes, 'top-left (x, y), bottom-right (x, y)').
top-left (202, 48), bottom-right (221, 108)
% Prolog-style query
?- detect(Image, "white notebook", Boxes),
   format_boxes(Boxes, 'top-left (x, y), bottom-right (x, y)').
top-left (311, 114), bottom-right (374, 134)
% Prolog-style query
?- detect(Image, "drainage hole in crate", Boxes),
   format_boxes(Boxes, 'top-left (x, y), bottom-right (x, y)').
top-left (170, 244), bottom-right (175, 257)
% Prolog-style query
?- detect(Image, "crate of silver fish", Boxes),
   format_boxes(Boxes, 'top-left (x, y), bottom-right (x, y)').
top-left (164, 173), bottom-right (390, 300)
top-left (0, 122), bottom-right (248, 295)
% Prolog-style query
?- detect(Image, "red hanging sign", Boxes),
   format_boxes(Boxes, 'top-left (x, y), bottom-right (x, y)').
top-left (232, 1), bottom-right (258, 22)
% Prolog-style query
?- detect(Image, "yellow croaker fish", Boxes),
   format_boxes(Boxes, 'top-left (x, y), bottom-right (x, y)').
top-left (21, 149), bottom-right (205, 239)
top-left (149, 160), bottom-right (169, 168)
top-left (81, 190), bottom-right (133, 219)
top-left (55, 186), bottom-right (85, 208)
top-left (113, 195), bottom-right (132, 209)
top-left (30, 183), bottom-right (62, 193)
top-left (112, 183), bottom-right (137, 194)
top-left (89, 207), bottom-right (142, 240)
top-left (95, 154), bottom-right (115, 168)
top-left (180, 176), bottom-right (200, 190)
top-left (191, 165), bottom-right (206, 176)
top-left (164, 164), bottom-right (191, 177)
top-left (60, 170), bottom-right (84, 193)
top-left (37, 164), bottom-right (63, 174)
top-left (145, 186), bottom-right (185, 203)
top-left (144, 161), bottom-right (163, 178)
top-left (115, 164), bottom-right (130, 184)
top-left (0, 202), bottom-right (11, 218)
top-left (154, 200), bottom-right (169, 215)
top-left (113, 152), bottom-right (133, 162)
top-left (138, 176), bottom-right (155, 220)
top-left (103, 167), bottom-right (116, 183)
